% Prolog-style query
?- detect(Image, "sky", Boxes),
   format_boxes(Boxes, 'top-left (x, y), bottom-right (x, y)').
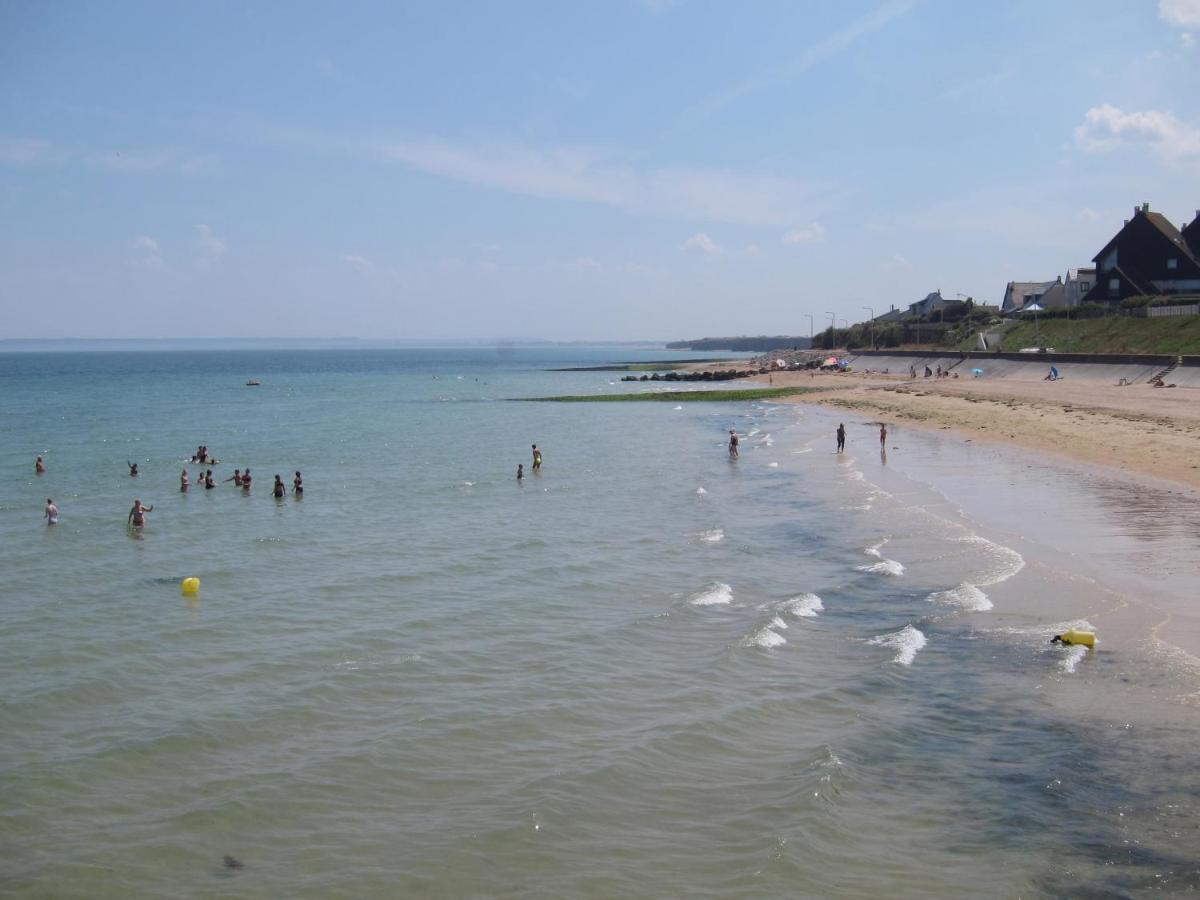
top-left (1, 0), bottom-right (1199, 341)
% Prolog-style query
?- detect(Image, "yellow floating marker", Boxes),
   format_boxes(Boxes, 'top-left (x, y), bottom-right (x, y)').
top-left (1061, 628), bottom-right (1095, 648)
top-left (181, 577), bottom-right (201, 596)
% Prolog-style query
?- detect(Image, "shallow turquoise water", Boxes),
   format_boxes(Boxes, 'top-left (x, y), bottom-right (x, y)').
top-left (3, 347), bottom-right (1199, 897)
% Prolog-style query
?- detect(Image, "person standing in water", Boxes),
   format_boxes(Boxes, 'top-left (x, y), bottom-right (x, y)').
top-left (836, 423), bottom-right (846, 453)
top-left (36, 456), bottom-right (46, 475)
top-left (127, 498), bottom-right (153, 527)
top-left (728, 429), bottom-right (739, 458)
top-left (272, 474), bottom-right (286, 498)
top-left (128, 461), bottom-right (138, 477)
top-left (531, 444), bottom-right (543, 471)
top-left (879, 423), bottom-right (888, 448)
top-left (225, 469), bottom-right (242, 487)
top-left (241, 469), bottom-right (252, 491)
top-left (180, 469), bottom-right (189, 492)
top-left (45, 498), bottom-right (58, 525)
top-left (293, 471), bottom-right (303, 496)
top-left (517, 463), bottom-right (524, 481)
top-left (204, 469), bottom-right (215, 489)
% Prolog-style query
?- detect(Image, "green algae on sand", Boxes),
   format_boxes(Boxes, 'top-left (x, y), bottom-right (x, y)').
top-left (523, 387), bottom-right (825, 402)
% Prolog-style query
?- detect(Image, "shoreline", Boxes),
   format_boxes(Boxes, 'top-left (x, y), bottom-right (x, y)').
top-left (721, 364), bottom-right (1200, 494)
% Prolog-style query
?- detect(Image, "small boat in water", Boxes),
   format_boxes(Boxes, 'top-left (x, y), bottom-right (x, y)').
top-left (246, 379), bottom-right (261, 386)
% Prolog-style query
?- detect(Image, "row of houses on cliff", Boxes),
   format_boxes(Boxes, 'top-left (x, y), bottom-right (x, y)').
top-left (1001, 204), bottom-right (1200, 314)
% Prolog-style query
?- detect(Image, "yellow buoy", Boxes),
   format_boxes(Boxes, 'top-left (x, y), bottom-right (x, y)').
top-left (181, 577), bottom-right (201, 596)
top-left (1062, 628), bottom-right (1095, 648)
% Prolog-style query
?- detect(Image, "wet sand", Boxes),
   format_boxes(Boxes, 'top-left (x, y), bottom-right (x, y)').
top-left (733, 366), bottom-right (1200, 492)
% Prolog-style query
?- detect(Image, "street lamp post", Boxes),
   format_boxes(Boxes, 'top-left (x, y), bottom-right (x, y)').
top-left (826, 311), bottom-right (835, 349)
top-left (862, 306), bottom-right (874, 349)
top-left (804, 313), bottom-right (813, 343)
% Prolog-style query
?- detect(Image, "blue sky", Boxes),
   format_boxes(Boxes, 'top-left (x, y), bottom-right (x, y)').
top-left (2, 0), bottom-right (1199, 340)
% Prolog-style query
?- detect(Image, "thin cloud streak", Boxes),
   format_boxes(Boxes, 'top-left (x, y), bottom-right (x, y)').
top-left (674, 0), bottom-right (920, 130)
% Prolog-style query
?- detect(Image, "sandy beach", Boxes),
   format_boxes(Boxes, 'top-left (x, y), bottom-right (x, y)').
top-left (728, 366), bottom-right (1200, 493)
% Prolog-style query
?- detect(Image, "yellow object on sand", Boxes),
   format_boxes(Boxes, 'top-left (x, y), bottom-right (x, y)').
top-left (181, 577), bottom-right (201, 595)
top-left (1062, 628), bottom-right (1095, 648)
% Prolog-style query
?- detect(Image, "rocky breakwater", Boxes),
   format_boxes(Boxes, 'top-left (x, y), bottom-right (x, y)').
top-left (620, 367), bottom-right (765, 382)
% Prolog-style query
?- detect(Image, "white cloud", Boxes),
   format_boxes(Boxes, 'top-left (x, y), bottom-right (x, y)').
top-left (568, 256), bottom-right (603, 271)
top-left (1160, 0), bottom-right (1200, 27)
top-left (271, 129), bottom-right (830, 228)
top-left (193, 224), bottom-right (228, 266)
top-left (1183, 31), bottom-right (1196, 46)
top-left (886, 253), bottom-right (913, 270)
top-left (677, 0), bottom-right (919, 128)
top-left (0, 137), bottom-right (56, 166)
top-left (782, 222), bottom-right (826, 244)
top-left (682, 233), bottom-right (721, 255)
top-left (1074, 104), bottom-right (1200, 164)
top-left (130, 235), bottom-right (163, 268)
top-left (340, 254), bottom-right (373, 271)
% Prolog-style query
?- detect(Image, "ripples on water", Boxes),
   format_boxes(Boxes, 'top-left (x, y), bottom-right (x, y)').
top-left (2, 349), bottom-right (1200, 896)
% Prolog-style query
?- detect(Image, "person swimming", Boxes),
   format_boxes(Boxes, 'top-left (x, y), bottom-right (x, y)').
top-left (517, 463), bottom-right (524, 481)
top-left (128, 461), bottom-right (139, 477)
top-left (45, 498), bottom-right (58, 525)
top-left (127, 498), bottom-right (153, 527)
top-left (36, 456), bottom-right (46, 475)
top-left (272, 474), bottom-right (285, 498)
top-left (293, 471), bottom-right (303, 495)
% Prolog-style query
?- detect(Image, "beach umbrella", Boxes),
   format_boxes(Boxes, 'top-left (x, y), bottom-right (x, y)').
top-left (824, 357), bottom-right (838, 366)
top-left (971, 367), bottom-right (984, 376)
top-left (1022, 303), bottom-right (1045, 313)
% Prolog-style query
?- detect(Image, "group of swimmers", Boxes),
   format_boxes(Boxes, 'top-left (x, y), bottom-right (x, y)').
top-left (516, 444), bottom-right (543, 481)
top-left (33, 447), bottom-right (304, 528)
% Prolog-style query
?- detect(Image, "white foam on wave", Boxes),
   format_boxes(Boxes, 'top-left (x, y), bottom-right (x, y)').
top-left (927, 583), bottom-right (993, 612)
top-left (770, 615), bottom-right (788, 630)
top-left (690, 582), bottom-right (733, 606)
top-left (746, 625), bottom-right (787, 648)
top-left (699, 528), bottom-right (724, 543)
top-left (784, 593), bottom-right (823, 617)
top-left (674, 405), bottom-right (683, 410)
top-left (1060, 645), bottom-right (1088, 674)
top-left (768, 461), bottom-right (779, 468)
top-left (869, 625), bottom-right (927, 665)
top-left (958, 534), bottom-right (1025, 587)
top-left (847, 470), bottom-right (865, 481)
top-left (792, 447), bottom-right (813, 454)
top-left (462, 481), bottom-right (475, 487)
top-left (748, 428), bottom-right (760, 436)
top-left (864, 538), bottom-right (888, 558)
top-left (856, 559), bottom-right (905, 577)
top-left (695, 486), bottom-right (708, 496)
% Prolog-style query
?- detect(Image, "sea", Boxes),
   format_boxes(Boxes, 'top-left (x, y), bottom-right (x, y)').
top-left (2, 345), bottom-right (1200, 898)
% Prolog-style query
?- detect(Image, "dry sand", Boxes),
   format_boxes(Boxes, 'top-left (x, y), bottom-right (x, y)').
top-left (714, 364), bottom-right (1200, 492)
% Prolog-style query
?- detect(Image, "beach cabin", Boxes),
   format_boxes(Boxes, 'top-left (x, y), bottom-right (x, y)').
top-left (1081, 204), bottom-right (1200, 304)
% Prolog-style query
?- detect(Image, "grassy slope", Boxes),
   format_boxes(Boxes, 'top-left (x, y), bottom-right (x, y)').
top-left (525, 387), bottom-right (823, 402)
top-left (988, 316), bottom-right (1200, 354)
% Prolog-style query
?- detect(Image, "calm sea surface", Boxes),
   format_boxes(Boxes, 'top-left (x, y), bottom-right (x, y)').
top-left (3, 346), bottom-right (1199, 897)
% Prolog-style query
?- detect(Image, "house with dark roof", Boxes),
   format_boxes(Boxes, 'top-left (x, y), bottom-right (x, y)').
top-left (1000, 280), bottom-right (1057, 315)
top-left (907, 290), bottom-right (947, 318)
top-left (1081, 204), bottom-right (1200, 304)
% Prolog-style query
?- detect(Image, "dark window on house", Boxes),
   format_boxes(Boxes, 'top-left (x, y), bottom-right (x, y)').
top-left (1108, 278), bottom-right (1120, 293)
top-left (1168, 258), bottom-right (1178, 270)
top-left (1079, 282), bottom-right (1091, 291)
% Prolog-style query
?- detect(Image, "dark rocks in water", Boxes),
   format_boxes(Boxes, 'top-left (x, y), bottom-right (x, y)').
top-left (223, 855), bottom-right (244, 869)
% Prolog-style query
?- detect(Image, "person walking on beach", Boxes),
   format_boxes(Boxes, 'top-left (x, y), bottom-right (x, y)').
top-left (127, 498), bottom-right (153, 527)
top-left (272, 474), bottom-right (286, 498)
top-left (728, 429), bottom-right (739, 458)
top-left (879, 423), bottom-right (888, 448)
top-left (531, 444), bottom-right (542, 471)
top-left (293, 471), bottom-right (303, 496)
top-left (180, 469), bottom-right (189, 492)
top-left (35, 456), bottom-right (46, 475)
top-left (836, 423), bottom-right (846, 453)
top-left (45, 498), bottom-right (58, 525)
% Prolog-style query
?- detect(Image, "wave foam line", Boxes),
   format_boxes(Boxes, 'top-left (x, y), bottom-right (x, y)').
top-left (869, 625), bottom-right (927, 665)
top-left (690, 582), bottom-right (733, 606)
top-left (959, 534), bottom-right (1025, 587)
top-left (746, 625), bottom-right (786, 648)
top-left (927, 583), bottom-right (992, 612)
top-left (699, 528), bottom-right (724, 543)
top-left (784, 593), bottom-right (823, 618)
top-left (856, 559), bottom-right (905, 577)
